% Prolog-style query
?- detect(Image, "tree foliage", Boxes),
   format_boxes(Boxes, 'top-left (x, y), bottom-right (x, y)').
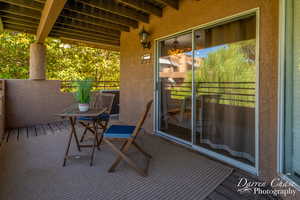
top-left (192, 40), bottom-right (256, 84)
top-left (172, 40), bottom-right (256, 107)
top-left (0, 31), bottom-right (120, 81)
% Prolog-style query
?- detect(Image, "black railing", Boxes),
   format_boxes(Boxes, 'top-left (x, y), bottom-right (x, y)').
top-left (163, 81), bottom-right (256, 107)
top-left (60, 80), bottom-right (120, 92)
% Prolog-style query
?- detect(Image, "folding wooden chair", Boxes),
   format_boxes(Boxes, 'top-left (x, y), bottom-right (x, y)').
top-left (103, 100), bottom-right (153, 176)
top-left (78, 93), bottom-right (115, 147)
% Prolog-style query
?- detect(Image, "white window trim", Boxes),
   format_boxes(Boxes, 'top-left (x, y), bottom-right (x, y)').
top-left (153, 8), bottom-right (260, 175)
top-left (278, 0), bottom-right (300, 191)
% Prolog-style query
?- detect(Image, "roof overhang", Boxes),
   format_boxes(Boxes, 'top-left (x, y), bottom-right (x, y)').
top-left (0, 0), bottom-right (179, 50)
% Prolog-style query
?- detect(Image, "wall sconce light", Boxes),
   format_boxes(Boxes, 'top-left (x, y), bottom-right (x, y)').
top-left (139, 27), bottom-right (151, 49)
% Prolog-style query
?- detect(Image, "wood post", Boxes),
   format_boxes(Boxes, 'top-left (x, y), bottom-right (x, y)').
top-left (0, 17), bottom-right (3, 32)
top-left (29, 42), bottom-right (46, 80)
top-left (36, 0), bottom-right (68, 43)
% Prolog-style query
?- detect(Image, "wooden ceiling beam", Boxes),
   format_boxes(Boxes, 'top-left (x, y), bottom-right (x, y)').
top-left (34, 0), bottom-right (45, 3)
top-left (0, 0), bottom-right (43, 11)
top-left (1, 18), bottom-right (37, 29)
top-left (118, 0), bottom-right (162, 17)
top-left (60, 38), bottom-right (120, 51)
top-left (51, 32), bottom-right (120, 46)
top-left (0, 12), bottom-right (121, 39)
top-left (0, 4), bottom-right (40, 19)
top-left (0, 13), bottom-right (40, 23)
top-left (3, 19), bottom-right (120, 44)
top-left (36, 0), bottom-right (67, 43)
top-left (51, 29), bottom-right (119, 45)
top-left (4, 23), bottom-right (36, 34)
top-left (65, 2), bottom-right (138, 28)
top-left (1, 16), bottom-right (119, 41)
top-left (154, 0), bottom-right (179, 9)
top-left (3, 23), bottom-right (120, 49)
top-left (55, 17), bottom-right (121, 37)
top-left (60, 9), bottom-right (130, 32)
top-left (78, 0), bottom-right (149, 23)
top-left (53, 24), bottom-right (119, 41)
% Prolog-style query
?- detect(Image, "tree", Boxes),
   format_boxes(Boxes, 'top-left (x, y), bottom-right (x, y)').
top-left (0, 31), bottom-right (34, 79)
top-left (0, 31), bottom-right (120, 81)
top-left (172, 39), bottom-right (256, 107)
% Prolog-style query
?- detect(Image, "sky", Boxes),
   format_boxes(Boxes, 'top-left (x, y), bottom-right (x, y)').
top-left (159, 44), bottom-right (227, 65)
top-left (186, 45), bottom-right (226, 58)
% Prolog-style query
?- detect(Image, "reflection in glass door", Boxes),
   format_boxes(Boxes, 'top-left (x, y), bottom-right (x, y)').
top-left (156, 13), bottom-right (257, 168)
top-left (158, 33), bottom-right (192, 142)
top-left (194, 15), bottom-right (257, 166)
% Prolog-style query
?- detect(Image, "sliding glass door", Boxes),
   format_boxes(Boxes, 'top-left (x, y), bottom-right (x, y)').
top-left (157, 32), bottom-right (193, 142)
top-left (156, 12), bottom-right (258, 168)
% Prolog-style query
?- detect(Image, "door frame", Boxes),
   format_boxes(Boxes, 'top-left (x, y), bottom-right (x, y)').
top-left (153, 8), bottom-right (260, 175)
top-left (277, 0), bottom-right (300, 190)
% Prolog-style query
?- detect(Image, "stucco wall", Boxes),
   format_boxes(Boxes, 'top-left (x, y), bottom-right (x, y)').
top-left (0, 80), bottom-right (5, 141)
top-left (120, 0), bottom-right (282, 189)
top-left (5, 80), bottom-right (75, 128)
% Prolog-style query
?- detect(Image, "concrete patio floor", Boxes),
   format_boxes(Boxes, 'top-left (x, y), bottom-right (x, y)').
top-left (0, 120), bottom-right (280, 200)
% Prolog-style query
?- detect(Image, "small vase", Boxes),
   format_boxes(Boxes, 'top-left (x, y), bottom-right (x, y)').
top-left (78, 103), bottom-right (89, 112)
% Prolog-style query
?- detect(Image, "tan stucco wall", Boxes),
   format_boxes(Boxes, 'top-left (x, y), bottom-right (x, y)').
top-left (5, 80), bottom-right (75, 128)
top-left (120, 0), bottom-right (285, 192)
top-left (0, 80), bottom-right (5, 140)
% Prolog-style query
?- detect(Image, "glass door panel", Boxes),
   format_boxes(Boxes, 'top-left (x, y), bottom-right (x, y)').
top-left (156, 14), bottom-right (258, 168)
top-left (193, 15), bottom-right (257, 166)
top-left (158, 33), bottom-right (193, 142)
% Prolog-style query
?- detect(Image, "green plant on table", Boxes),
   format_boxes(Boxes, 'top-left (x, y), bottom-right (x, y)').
top-left (74, 80), bottom-right (93, 104)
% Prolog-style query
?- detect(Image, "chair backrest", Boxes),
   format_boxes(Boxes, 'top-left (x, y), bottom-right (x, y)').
top-left (161, 80), bottom-right (179, 113)
top-left (131, 100), bottom-right (153, 138)
top-left (90, 93), bottom-right (115, 114)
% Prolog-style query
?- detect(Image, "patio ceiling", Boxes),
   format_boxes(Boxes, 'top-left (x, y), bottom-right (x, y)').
top-left (0, 0), bottom-right (179, 50)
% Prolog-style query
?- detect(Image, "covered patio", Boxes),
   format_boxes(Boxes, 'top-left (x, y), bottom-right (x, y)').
top-left (0, 0), bottom-right (294, 199)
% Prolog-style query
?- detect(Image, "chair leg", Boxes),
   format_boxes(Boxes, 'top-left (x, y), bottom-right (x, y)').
top-left (79, 122), bottom-right (98, 141)
top-left (133, 141), bottom-right (152, 159)
top-left (94, 123), bottom-right (101, 151)
top-left (107, 140), bottom-right (128, 172)
top-left (97, 120), bottom-right (108, 147)
top-left (63, 126), bottom-right (74, 167)
top-left (97, 131), bottom-right (104, 147)
top-left (80, 126), bottom-right (88, 142)
top-left (104, 138), bottom-right (147, 176)
top-left (98, 120), bottom-right (108, 130)
top-left (70, 117), bottom-right (81, 152)
top-left (90, 121), bottom-right (98, 166)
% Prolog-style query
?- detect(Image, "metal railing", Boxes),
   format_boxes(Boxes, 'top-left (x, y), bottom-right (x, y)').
top-left (60, 80), bottom-right (120, 92)
top-left (163, 81), bottom-right (256, 107)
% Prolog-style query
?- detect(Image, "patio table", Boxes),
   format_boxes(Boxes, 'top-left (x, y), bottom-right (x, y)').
top-left (57, 104), bottom-right (107, 166)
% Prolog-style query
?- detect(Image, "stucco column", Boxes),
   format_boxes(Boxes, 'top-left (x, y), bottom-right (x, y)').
top-left (29, 42), bottom-right (46, 80)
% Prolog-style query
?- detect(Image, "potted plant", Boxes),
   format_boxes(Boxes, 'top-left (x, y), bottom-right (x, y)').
top-left (74, 80), bottom-right (93, 112)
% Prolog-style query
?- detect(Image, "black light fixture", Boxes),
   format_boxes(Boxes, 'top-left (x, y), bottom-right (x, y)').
top-left (139, 27), bottom-right (151, 49)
